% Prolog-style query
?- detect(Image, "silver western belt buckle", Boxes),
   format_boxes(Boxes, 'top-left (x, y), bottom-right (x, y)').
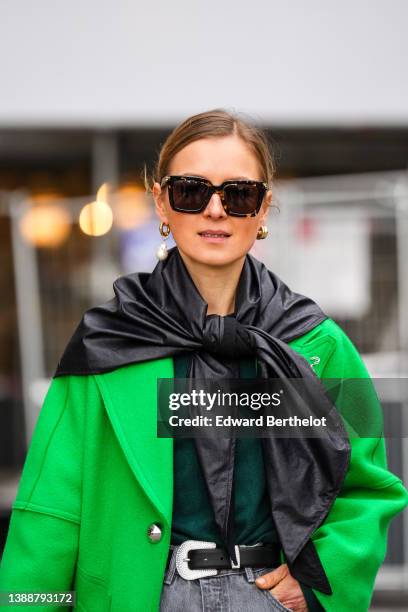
top-left (175, 540), bottom-right (219, 580)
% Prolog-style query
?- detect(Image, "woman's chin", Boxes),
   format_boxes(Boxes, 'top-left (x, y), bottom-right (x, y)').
top-left (180, 248), bottom-right (246, 269)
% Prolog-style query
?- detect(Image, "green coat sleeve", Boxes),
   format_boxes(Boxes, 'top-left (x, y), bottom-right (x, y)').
top-left (0, 374), bottom-right (88, 611)
top-left (291, 319), bottom-right (408, 612)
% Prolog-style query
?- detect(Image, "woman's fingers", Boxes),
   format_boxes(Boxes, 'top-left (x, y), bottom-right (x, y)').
top-left (255, 562), bottom-right (289, 588)
top-left (270, 576), bottom-right (308, 612)
top-left (255, 563), bottom-right (308, 611)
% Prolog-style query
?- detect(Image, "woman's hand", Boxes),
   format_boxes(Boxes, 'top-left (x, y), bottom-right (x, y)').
top-left (255, 563), bottom-right (308, 611)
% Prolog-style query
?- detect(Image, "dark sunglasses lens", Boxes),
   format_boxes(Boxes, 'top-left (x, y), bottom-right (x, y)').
top-left (224, 183), bottom-right (262, 215)
top-left (171, 178), bottom-right (210, 211)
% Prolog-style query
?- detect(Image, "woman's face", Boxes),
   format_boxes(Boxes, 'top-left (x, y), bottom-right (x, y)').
top-left (152, 134), bottom-right (272, 268)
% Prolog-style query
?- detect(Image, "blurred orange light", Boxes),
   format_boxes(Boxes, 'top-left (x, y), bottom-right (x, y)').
top-left (114, 182), bottom-right (151, 230)
top-left (19, 202), bottom-right (71, 248)
top-left (30, 190), bottom-right (64, 204)
top-left (79, 183), bottom-right (113, 236)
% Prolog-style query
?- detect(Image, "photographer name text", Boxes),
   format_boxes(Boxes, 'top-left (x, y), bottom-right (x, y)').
top-left (167, 415), bottom-right (327, 427)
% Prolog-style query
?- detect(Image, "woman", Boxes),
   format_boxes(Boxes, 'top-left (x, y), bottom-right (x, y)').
top-left (0, 109), bottom-right (407, 612)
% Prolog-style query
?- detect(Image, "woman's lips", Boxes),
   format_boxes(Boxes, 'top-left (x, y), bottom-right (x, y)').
top-left (198, 231), bottom-right (231, 243)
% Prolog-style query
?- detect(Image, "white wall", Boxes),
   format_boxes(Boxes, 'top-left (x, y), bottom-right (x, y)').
top-left (0, 0), bottom-right (407, 127)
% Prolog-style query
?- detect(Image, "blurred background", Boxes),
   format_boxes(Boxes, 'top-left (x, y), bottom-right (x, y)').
top-left (0, 1), bottom-right (407, 608)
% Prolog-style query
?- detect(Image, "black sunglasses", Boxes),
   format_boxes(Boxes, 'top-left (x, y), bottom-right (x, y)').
top-left (160, 175), bottom-right (268, 217)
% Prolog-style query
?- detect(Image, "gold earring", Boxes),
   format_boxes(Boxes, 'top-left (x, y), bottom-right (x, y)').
top-left (157, 222), bottom-right (171, 260)
top-left (256, 225), bottom-right (268, 240)
top-left (159, 222), bottom-right (171, 237)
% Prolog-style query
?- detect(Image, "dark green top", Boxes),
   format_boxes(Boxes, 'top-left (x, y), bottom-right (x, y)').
top-left (171, 352), bottom-right (324, 611)
top-left (171, 353), bottom-right (279, 546)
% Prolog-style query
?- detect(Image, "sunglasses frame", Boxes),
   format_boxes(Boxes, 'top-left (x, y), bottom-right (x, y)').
top-left (160, 175), bottom-right (268, 217)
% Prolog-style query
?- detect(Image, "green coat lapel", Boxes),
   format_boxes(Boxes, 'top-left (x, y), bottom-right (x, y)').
top-left (94, 357), bottom-right (174, 530)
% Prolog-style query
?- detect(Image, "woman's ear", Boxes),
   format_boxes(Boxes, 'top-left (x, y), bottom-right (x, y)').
top-left (152, 181), bottom-right (169, 224)
top-left (259, 189), bottom-right (272, 225)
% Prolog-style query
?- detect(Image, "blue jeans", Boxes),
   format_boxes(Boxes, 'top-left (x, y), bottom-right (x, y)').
top-left (159, 543), bottom-right (293, 612)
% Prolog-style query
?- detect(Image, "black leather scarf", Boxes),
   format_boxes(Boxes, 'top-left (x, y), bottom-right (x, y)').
top-left (54, 245), bottom-right (350, 593)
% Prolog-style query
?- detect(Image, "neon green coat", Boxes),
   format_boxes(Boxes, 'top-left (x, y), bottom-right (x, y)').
top-left (1, 318), bottom-right (407, 611)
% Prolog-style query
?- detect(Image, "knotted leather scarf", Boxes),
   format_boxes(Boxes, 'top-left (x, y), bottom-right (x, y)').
top-left (54, 245), bottom-right (350, 593)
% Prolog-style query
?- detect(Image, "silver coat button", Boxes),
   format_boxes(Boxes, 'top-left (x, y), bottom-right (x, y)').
top-left (147, 523), bottom-right (162, 542)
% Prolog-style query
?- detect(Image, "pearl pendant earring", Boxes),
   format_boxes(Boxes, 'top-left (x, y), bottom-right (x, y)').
top-left (157, 222), bottom-right (171, 260)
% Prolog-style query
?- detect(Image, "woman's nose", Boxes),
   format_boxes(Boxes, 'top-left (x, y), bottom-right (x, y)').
top-left (203, 193), bottom-right (228, 218)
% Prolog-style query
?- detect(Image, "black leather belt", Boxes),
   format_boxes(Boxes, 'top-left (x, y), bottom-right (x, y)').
top-left (166, 541), bottom-right (281, 573)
